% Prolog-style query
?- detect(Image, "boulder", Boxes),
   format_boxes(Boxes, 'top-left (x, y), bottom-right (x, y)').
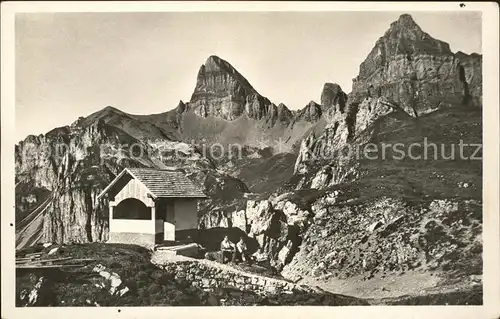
top-left (246, 200), bottom-right (275, 236)
top-left (282, 201), bottom-right (310, 229)
top-left (310, 166), bottom-right (333, 189)
top-left (367, 221), bottom-right (384, 233)
top-left (231, 210), bottom-right (247, 232)
top-left (278, 241), bottom-right (293, 265)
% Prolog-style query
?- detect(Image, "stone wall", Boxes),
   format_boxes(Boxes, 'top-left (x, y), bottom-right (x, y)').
top-left (160, 258), bottom-right (306, 295)
top-left (153, 256), bottom-right (369, 305)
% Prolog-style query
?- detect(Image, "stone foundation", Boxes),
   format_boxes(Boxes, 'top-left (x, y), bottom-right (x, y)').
top-left (108, 232), bottom-right (155, 250)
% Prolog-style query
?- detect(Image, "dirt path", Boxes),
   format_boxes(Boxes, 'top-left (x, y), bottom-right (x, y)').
top-left (297, 270), bottom-right (482, 304)
top-left (300, 271), bottom-right (440, 298)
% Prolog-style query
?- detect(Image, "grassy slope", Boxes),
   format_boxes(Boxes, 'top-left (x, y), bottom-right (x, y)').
top-left (349, 105), bottom-right (481, 204)
top-left (228, 153), bottom-right (297, 196)
top-left (79, 106), bottom-right (176, 141)
top-left (16, 243), bottom-right (228, 306)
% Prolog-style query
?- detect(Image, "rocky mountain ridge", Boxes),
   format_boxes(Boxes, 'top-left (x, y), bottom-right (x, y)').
top-left (293, 13), bottom-right (481, 185)
top-left (15, 14), bottom-right (482, 301)
top-left (136, 55), bottom-right (347, 151)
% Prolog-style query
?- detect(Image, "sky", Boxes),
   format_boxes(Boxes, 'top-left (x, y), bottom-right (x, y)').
top-left (15, 11), bottom-right (481, 141)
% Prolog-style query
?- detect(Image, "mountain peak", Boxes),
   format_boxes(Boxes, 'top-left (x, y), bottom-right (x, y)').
top-left (103, 105), bottom-right (120, 112)
top-left (351, 12), bottom-right (481, 116)
top-left (321, 83), bottom-right (347, 113)
top-left (395, 13), bottom-right (418, 27)
top-left (189, 56), bottom-right (264, 120)
top-left (356, 13), bottom-right (452, 82)
top-left (381, 14), bottom-right (451, 55)
top-left (204, 55), bottom-right (223, 69)
top-left (308, 100), bottom-right (320, 107)
top-left (205, 55), bottom-right (222, 64)
top-left (202, 55), bottom-right (238, 75)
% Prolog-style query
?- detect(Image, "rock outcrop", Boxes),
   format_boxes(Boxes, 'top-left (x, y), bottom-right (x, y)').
top-left (295, 101), bottom-right (323, 122)
top-left (186, 55), bottom-right (351, 130)
top-left (321, 82), bottom-right (348, 115)
top-left (15, 121), bottom-right (130, 246)
top-left (232, 13), bottom-right (483, 281)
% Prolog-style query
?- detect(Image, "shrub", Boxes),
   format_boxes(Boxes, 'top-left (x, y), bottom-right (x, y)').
top-left (148, 283), bottom-right (162, 295)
